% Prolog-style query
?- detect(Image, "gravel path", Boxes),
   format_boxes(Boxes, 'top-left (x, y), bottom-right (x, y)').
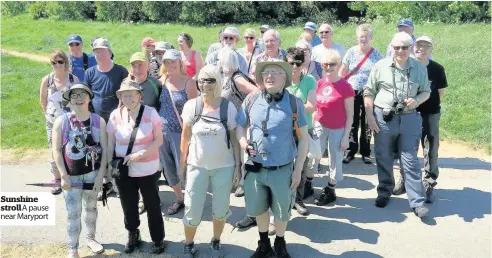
top-left (1, 141), bottom-right (490, 258)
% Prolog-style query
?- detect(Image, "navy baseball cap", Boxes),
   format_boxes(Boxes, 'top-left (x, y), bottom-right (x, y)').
top-left (397, 18), bottom-right (414, 28)
top-left (67, 34), bottom-right (82, 45)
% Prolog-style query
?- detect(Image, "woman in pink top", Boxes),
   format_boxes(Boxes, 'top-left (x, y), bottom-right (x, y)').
top-left (313, 49), bottom-right (355, 207)
top-left (178, 32), bottom-right (204, 80)
top-left (106, 79), bottom-right (165, 254)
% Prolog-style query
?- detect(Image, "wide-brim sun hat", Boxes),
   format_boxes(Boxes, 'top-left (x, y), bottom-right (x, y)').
top-left (116, 79), bottom-right (143, 100)
top-left (62, 83), bottom-right (94, 101)
top-left (221, 27), bottom-right (240, 40)
top-left (255, 60), bottom-right (292, 88)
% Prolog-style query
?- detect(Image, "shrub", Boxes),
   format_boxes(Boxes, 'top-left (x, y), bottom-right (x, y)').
top-left (95, 1), bottom-right (146, 22)
top-left (46, 2), bottom-right (95, 21)
top-left (141, 1), bottom-right (182, 23)
top-left (1, 1), bottom-right (31, 16)
top-left (28, 2), bottom-right (51, 19)
top-left (348, 1), bottom-right (491, 23)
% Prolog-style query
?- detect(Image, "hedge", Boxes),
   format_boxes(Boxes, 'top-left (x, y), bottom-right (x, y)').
top-left (2, 1), bottom-right (490, 25)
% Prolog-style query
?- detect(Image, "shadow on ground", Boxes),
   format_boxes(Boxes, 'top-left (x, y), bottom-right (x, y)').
top-left (437, 157), bottom-right (491, 171)
top-left (422, 187), bottom-right (491, 225)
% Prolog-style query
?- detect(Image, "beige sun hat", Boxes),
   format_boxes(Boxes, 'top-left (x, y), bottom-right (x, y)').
top-left (255, 60), bottom-right (292, 88)
top-left (116, 78), bottom-right (143, 99)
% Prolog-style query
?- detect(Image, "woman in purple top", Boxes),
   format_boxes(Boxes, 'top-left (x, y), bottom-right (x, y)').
top-left (158, 49), bottom-right (198, 215)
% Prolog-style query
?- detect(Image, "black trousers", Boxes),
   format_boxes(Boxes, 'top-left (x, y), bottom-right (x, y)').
top-left (115, 171), bottom-right (164, 243)
top-left (347, 92), bottom-right (372, 157)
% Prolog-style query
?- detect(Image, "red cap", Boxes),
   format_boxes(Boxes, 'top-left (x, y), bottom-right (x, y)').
top-left (141, 37), bottom-right (155, 47)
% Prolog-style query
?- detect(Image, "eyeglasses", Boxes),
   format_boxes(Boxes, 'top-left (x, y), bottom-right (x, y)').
top-left (261, 71), bottom-right (286, 77)
top-left (70, 92), bottom-right (88, 99)
top-left (244, 36), bottom-right (255, 40)
top-left (223, 36), bottom-right (234, 41)
top-left (392, 45), bottom-right (410, 51)
top-left (415, 44), bottom-right (432, 50)
top-left (288, 61), bottom-right (303, 67)
top-left (260, 30), bottom-right (267, 34)
top-left (319, 31), bottom-right (332, 34)
top-left (51, 60), bottom-right (65, 65)
top-left (322, 62), bottom-right (338, 69)
top-left (198, 78), bottom-right (217, 84)
top-left (155, 51), bottom-right (166, 55)
top-left (69, 43), bottom-right (80, 47)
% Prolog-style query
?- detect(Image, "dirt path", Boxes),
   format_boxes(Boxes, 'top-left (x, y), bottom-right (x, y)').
top-left (1, 49), bottom-right (50, 63)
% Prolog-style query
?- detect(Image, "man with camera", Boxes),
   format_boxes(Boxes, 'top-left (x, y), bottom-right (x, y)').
top-left (364, 32), bottom-right (431, 218)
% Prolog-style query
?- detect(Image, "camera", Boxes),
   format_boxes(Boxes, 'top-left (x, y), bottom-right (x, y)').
top-left (394, 100), bottom-right (406, 113)
top-left (382, 108), bottom-right (395, 122)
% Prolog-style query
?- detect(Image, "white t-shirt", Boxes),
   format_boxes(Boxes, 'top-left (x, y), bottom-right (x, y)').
top-left (311, 43), bottom-right (346, 63)
top-left (181, 99), bottom-right (238, 170)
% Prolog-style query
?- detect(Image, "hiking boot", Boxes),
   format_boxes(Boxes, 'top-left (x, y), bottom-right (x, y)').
top-left (183, 242), bottom-right (197, 258)
top-left (124, 229), bottom-right (141, 254)
top-left (423, 180), bottom-right (435, 203)
top-left (210, 239), bottom-right (224, 258)
top-left (51, 179), bottom-right (62, 195)
top-left (274, 237), bottom-right (291, 258)
top-left (251, 240), bottom-right (275, 258)
top-left (67, 250), bottom-right (80, 258)
top-left (361, 156), bottom-right (372, 164)
top-left (314, 186), bottom-right (336, 206)
top-left (268, 223), bottom-right (276, 236)
top-left (151, 240), bottom-right (165, 254)
top-left (235, 185), bottom-right (245, 197)
top-left (342, 154), bottom-right (354, 164)
top-left (393, 177), bottom-right (406, 195)
top-left (413, 206), bottom-right (429, 218)
top-left (87, 238), bottom-right (104, 254)
top-left (293, 196), bottom-right (310, 216)
top-left (302, 181), bottom-right (314, 199)
top-left (235, 216), bottom-right (256, 229)
top-left (375, 196), bottom-right (390, 208)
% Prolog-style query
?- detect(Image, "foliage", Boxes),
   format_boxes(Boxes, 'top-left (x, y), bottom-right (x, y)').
top-left (28, 2), bottom-right (52, 19)
top-left (46, 1), bottom-right (96, 21)
top-left (141, 1), bottom-right (182, 23)
top-left (1, 1), bottom-right (31, 16)
top-left (348, 1), bottom-right (490, 23)
top-left (95, 1), bottom-right (146, 22)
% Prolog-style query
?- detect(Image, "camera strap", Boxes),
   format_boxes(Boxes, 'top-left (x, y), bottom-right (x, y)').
top-left (391, 66), bottom-right (412, 104)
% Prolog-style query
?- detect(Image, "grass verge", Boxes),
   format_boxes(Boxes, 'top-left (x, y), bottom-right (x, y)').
top-left (1, 16), bottom-right (490, 152)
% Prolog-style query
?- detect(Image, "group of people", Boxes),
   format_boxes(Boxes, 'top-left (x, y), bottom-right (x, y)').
top-left (40, 18), bottom-right (447, 258)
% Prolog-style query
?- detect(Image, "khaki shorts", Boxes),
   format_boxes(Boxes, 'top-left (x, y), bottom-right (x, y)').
top-left (243, 163), bottom-right (296, 222)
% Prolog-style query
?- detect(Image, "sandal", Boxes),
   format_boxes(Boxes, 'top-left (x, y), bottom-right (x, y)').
top-left (138, 201), bottom-right (146, 214)
top-left (166, 201), bottom-right (184, 215)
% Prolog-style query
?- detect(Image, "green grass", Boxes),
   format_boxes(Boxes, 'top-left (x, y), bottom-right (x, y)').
top-left (1, 15), bottom-right (491, 151)
top-left (1, 54), bottom-right (52, 149)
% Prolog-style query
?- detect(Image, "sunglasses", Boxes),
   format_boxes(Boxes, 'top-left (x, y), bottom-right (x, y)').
top-left (244, 36), bottom-right (255, 40)
top-left (393, 45), bottom-right (410, 51)
top-left (322, 62), bottom-right (338, 68)
top-left (223, 36), bottom-right (235, 41)
top-left (261, 71), bottom-right (286, 77)
top-left (198, 78), bottom-right (217, 84)
top-left (70, 92), bottom-right (88, 99)
top-left (288, 61), bottom-right (303, 67)
top-left (319, 31), bottom-right (332, 34)
top-left (51, 60), bottom-right (65, 65)
top-left (69, 43), bottom-right (80, 47)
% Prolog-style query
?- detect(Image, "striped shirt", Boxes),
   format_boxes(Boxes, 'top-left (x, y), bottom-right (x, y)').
top-left (106, 105), bottom-right (162, 177)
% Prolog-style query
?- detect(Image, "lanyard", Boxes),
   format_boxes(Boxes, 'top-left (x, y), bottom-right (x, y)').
top-left (391, 66), bottom-right (411, 102)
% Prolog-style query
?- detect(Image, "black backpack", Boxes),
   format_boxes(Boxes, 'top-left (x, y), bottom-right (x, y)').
top-left (69, 53), bottom-right (89, 71)
top-left (191, 97), bottom-right (231, 149)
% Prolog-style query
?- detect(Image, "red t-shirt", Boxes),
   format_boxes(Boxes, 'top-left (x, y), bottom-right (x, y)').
top-left (315, 78), bottom-right (355, 129)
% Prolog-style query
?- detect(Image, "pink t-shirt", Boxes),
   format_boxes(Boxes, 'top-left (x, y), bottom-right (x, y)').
top-left (106, 105), bottom-right (162, 177)
top-left (315, 79), bottom-right (355, 129)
